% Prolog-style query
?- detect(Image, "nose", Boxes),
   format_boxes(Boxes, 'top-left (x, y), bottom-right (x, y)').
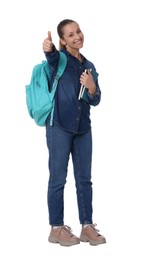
top-left (75, 33), bottom-right (80, 39)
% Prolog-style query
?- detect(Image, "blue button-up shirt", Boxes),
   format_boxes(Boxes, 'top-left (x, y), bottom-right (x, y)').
top-left (45, 49), bottom-right (101, 134)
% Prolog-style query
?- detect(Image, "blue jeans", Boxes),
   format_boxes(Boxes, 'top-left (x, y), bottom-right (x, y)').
top-left (46, 122), bottom-right (93, 225)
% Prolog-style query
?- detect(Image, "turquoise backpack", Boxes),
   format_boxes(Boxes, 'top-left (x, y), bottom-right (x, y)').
top-left (25, 52), bottom-right (67, 126)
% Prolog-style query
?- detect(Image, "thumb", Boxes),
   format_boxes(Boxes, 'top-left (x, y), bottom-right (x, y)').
top-left (87, 69), bottom-right (92, 74)
top-left (87, 69), bottom-right (92, 77)
top-left (48, 31), bottom-right (52, 41)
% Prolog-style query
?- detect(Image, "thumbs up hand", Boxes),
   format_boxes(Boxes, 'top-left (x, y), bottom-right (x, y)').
top-left (43, 31), bottom-right (53, 52)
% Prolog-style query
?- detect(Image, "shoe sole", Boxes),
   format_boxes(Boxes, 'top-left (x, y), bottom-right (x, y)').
top-left (80, 234), bottom-right (106, 246)
top-left (48, 236), bottom-right (80, 246)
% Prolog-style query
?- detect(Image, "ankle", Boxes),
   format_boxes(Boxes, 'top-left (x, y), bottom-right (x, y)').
top-left (52, 226), bottom-right (62, 229)
top-left (83, 224), bottom-right (92, 228)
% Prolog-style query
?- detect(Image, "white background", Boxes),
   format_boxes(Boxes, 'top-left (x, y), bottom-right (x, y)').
top-left (0, 0), bottom-right (144, 259)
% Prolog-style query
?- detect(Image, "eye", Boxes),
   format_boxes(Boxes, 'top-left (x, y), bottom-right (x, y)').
top-left (77, 29), bottom-right (81, 33)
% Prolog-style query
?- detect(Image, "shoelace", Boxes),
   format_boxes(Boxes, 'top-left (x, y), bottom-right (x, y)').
top-left (59, 225), bottom-right (74, 237)
top-left (87, 223), bottom-right (102, 237)
top-left (91, 223), bottom-right (100, 232)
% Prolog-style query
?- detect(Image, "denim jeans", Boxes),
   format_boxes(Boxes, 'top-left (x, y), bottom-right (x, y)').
top-left (46, 122), bottom-right (93, 226)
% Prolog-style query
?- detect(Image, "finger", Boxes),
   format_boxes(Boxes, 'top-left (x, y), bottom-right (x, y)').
top-left (48, 31), bottom-right (52, 41)
top-left (81, 72), bottom-right (86, 77)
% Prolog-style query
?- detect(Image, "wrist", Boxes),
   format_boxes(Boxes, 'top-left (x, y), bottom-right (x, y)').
top-left (88, 84), bottom-right (96, 95)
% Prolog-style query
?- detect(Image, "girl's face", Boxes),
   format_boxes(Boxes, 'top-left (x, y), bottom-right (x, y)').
top-left (60, 22), bottom-right (84, 51)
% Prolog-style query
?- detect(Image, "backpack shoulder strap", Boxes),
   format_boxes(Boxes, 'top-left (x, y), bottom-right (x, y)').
top-left (56, 51), bottom-right (67, 78)
top-left (43, 51), bottom-right (67, 78)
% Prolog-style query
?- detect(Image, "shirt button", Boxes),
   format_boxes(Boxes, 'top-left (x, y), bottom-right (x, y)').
top-left (78, 106), bottom-right (81, 110)
top-left (76, 117), bottom-right (79, 120)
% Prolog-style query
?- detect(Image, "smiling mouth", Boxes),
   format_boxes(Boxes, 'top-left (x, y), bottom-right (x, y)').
top-left (74, 40), bottom-right (82, 44)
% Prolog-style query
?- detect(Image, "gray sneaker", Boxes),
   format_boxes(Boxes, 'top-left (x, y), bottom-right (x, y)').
top-left (48, 225), bottom-right (80, 246)
top-left (80, 223), bottom-right (106, 246)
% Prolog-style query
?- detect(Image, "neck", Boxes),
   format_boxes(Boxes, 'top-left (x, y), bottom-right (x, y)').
top-left (66, 47), bottom-right (82, 62)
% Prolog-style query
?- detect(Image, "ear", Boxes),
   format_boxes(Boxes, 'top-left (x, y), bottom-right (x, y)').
top-left (60, 38), bottom-right (67, 46)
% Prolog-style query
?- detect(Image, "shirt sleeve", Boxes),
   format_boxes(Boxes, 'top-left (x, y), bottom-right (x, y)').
top-left (44, 47), bottom-right (60, 90)
top-left (86, 80), bottom-right (101, 106)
